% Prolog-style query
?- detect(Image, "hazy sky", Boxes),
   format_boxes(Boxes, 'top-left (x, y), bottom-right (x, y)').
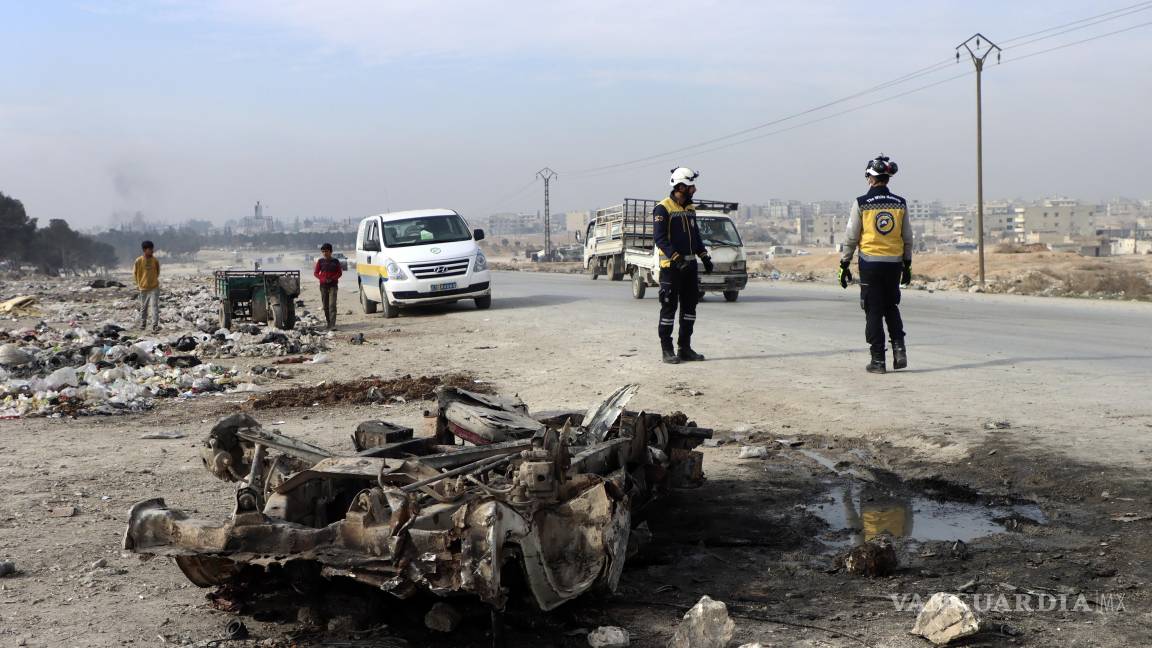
top-left (2, 1), bottom-right (1150, 228)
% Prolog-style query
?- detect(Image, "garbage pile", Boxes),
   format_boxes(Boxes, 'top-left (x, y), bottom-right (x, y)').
top-left (0, 275), bottom-right (335, 417)
top-left (124, 384), bottom-right (712, 616)
top-left (0, 322), bottom-right (248, 418)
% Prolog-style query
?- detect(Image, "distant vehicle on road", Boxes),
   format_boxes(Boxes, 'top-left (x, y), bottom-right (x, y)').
top-left (580, 198), bottom-right (748, 302)
top-left (333, 252), bottom-right (350, 271)
top-left (355, 209), bottom-right (491, 318)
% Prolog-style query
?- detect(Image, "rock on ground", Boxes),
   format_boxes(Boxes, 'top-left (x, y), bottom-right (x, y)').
top-left (587, 625), bottom-right (630, 647)
top-left (424, 601), bottom-right (463, 633)
top-left (911, 592), bottom-right (981, 646)
top-left (668, 595), bottom-right (736, 648)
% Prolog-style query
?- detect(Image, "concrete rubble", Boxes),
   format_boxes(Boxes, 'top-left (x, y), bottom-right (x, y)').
top-left (910, 592), bottom-right (981, 646)
top-left (0, 275), bottom-right (330, 418)
top-left (668, 595), bottom-right (736, 648)
top-left (123, 384), bottom-right (712, 617)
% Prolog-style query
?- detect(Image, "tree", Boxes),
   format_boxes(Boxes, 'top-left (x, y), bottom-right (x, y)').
top-left (0, 191), bottom-right (38, 263)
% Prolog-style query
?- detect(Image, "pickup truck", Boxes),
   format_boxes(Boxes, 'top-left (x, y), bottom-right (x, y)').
top-left (580, 198), bottom-right (748, 301)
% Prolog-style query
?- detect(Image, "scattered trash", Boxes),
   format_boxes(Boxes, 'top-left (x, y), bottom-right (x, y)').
top-left (984, 421), bottom-right (1011, 430)
top-left (349, 333), bottom-right (366, 345)
top-left (0, 560), bottom-right (15, 577)
top-left (587, 626), bottom-right (630, 648)
top-left (140, 431), bottom-right (186, 440)
top-left (0, 343), bottom-right (34, 367)
top-left (669, 595), bottom-right (736, 648)
top-left (911, 592), bottom-right (981, 646)
top-left (424, 602), bottom-right (463, 633)
top-left (737, 445), bottom-right (769, 459)
top-left (223, 620), bottom-right (249, 640)
top-left (309, 353), bottom-right (331, 364)
top-left (836, 539), bottom-right (898, 577)
top-left (0, 296), bottom-right (38, 316)
top-left (273, 356), bottom-right (308, 365)
top-left (1110, 512), bottom-right (1152, 523)
top-left (50, 506), bottom-right (77, 518)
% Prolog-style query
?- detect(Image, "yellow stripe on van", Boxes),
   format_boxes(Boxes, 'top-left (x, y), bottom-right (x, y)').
top-left (356, 263), bottom-right (388, 279)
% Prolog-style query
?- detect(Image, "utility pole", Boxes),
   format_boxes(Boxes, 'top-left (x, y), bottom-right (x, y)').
top-left (957, 33), bottom-right (1000, 288)
top-left (536, 167), bottom-right (558, 261)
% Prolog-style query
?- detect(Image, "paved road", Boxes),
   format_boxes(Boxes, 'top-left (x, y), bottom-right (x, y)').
top-left (464, 270), bottom-right (1152, 469)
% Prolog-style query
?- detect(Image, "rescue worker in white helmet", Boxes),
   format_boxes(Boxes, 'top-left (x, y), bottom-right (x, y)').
top-left (652, 167), bottom-right (713, 364)
top-left (839, 154), bottom-right (912, 373)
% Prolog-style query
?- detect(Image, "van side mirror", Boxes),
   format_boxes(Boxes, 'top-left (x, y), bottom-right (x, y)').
top-left (575, 231), bottom-right (583, 243)
top-left (363, 240), bottom-right (381, 252)
top-left (473, 228), bottom-right (485, 242)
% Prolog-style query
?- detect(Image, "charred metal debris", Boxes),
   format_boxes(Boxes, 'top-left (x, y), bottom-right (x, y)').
top-left (124, 384), bottom-right (710, 611)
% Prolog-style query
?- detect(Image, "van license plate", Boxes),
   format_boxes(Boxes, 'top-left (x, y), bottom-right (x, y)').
top-left (431, 282), bottom-right (457, 292)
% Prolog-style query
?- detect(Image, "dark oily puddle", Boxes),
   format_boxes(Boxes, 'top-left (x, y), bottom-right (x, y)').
top-left (799, 450), bottom-right (1048, 548)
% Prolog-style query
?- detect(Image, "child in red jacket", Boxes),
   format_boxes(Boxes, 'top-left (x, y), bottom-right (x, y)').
top-left (314, 243), bottom-right (343, 330)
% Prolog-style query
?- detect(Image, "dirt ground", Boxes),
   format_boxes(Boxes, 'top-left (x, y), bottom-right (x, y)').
top-left (1, 269), bottom-right (1151, 647)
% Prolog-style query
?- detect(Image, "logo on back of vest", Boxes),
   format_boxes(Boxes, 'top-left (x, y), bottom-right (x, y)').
top-left (875, 212), bottom-right (895, 235)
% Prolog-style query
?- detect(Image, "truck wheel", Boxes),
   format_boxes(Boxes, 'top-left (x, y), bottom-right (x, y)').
top-left (219, 300), bottom-right (232, 330)
top-left (632, 270), bottom-right (646, 299)
top-left (723, 290), bottom-right (739, 302)
top-left (360, 283), bottom-right (378, 314)
top-left (474, 295), bottom-right (492, 310)
top-left (610, 254), bottom-right (625, 281)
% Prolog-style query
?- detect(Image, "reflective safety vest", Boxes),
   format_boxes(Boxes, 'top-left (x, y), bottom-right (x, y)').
top-left (653, 197), bottom-right (703, 268)
top-left (857, 190), bottom-right (907, 260)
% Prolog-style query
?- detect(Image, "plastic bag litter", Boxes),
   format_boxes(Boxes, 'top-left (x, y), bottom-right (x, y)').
top-left (309, 353), bottom-right (330, 364)
top-left (738, 445), bottom-right (770, 459)
top-left (0, 343), bottom-right (34, 366)
top-left (45, 367), bottom-right (79, 390)
top-left (229, 383), bottom-right (264, 392)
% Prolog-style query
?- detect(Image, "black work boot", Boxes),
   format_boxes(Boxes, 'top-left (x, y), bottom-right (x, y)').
top-left (866, 348), bottom-right (887, 374)
top-left (678, 344), bottom-right (705, 361)
top-left (661, 341), bottom-right (681, 364)
top-left (891, 340), bottom-right (908, 370)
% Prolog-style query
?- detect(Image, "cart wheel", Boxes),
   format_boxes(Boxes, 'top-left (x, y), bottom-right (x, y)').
top-left (219, 300), bottom-right (232, 330)
top-left (360, 283), bottom-right (378, 314)
top-left (273, 298), bottom-right (295, 329)
top-left (283, 299), bottom-right (297, 329)
top-left (632, 269), bottom-right (646, 299)
top-left (723, 290), bottom-right (739, 302)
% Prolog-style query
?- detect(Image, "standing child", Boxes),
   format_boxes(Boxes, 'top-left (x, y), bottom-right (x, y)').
top-left (314, 243), bottom-right (343, 330)
top-left (133, 240), bottom-right (161, 332)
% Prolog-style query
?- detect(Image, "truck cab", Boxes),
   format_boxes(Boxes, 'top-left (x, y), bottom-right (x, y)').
top-left (692, 208), bottom-right (748, 301)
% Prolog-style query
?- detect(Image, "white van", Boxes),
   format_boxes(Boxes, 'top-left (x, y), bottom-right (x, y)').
top-left (355, 209), bottom-right (491, 318)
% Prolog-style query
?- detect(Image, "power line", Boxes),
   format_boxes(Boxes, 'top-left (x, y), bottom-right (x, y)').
top-left (569, 13), bottom-right (1152, 181)
top-left (1000, 0), bottom-right (1152, 44)
top-left (1003, 3), bottom-right (1152, 50)
top-left (567, 1), bottom-right (1152, 179)
top-left (1004, 18), bottom-right (1152, 62)
top-left (474, 177), bottom-right (538, 215)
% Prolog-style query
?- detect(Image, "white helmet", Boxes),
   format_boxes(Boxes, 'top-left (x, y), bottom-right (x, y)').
top-left (669, 167), bottom-right (699, 187)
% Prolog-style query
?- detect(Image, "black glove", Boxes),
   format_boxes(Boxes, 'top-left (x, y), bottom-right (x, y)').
top-left (901, 261), bottom-right (912, 286)
top-left (700, 254), bottom-right (714, 274)
top-left (671, 252), bottom-right (690, 271)
top-left (838, 261), bottom-right (852, 289)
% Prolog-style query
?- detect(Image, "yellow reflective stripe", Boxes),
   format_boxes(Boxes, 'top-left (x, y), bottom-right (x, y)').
top-left (356, 262), bottom-right (389, 279)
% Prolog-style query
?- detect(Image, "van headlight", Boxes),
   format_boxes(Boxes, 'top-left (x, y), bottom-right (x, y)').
top-left (383, 258), bottom-right (407, 280)
top-left (474, 250), bottom-right (488, 271)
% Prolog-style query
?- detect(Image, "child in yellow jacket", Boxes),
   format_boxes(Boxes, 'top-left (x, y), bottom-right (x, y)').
top-left (133, 240), bottom-right (161, 332)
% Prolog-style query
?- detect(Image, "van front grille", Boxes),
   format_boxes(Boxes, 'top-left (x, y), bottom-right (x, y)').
top-left (407, 257), bottom-right (470, 279)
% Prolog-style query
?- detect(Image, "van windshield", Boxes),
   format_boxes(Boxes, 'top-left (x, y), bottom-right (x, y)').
top-left (382, 214), bottom-right (472, 248)
top-left (698, 216), bottom-right (742, 246)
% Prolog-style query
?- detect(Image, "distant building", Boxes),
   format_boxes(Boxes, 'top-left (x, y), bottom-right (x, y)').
top-left (565, 211), bottom-right (591, 233)
top-left (488, 212), bottom-right (540, 235)
top-left (1016, 198), bottom-right (1101, 242)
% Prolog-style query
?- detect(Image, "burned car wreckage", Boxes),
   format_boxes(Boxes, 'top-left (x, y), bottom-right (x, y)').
top-left (124, 385), bottom-right (709, 611)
